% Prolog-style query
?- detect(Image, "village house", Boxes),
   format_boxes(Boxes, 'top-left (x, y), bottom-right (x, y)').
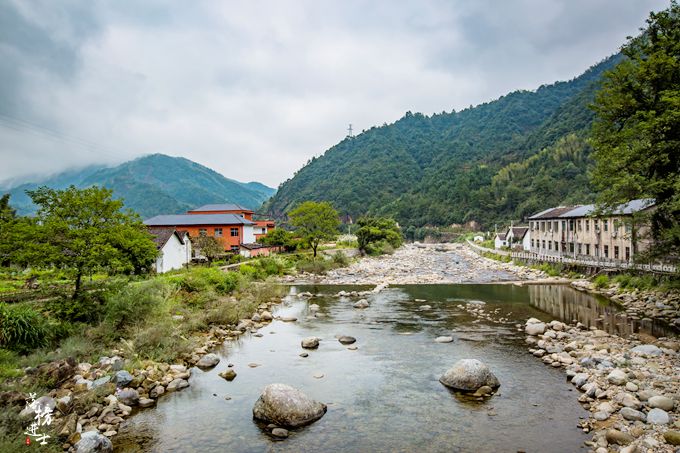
top-left (144, 203), bottom-right (276, 253)
top-left (527, 199), bottom-right (654, 262)
top-left (494, 225), bottom-right (530, 251)
top-left (148, 227), bottom-right (192, 273)
top-left (494, 232), bottom-right (508, 249)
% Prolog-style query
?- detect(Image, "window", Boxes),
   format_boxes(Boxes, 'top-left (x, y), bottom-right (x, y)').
top-left (604, 245), bottom-right (609, 258)
top-left (548, 241), bottom-right (552, 250)
top-left (541, 222), bottom-right (545, 232)
top-left (577, 220), bottom-right (582, 231)
top-left (569, 243), bottom-right (574, 253)
top-left (561, 221), bottom-right (566, 232)
top-left (214, 228), bottom-right (223, 237)
top-left (542, 240), bottom-right (546, 249)
top-left (554, 241), bottom-right (558, 251)
top-left (577, 243), bottom-right (582, 254)
top-left (603, 220), bottom-right (608, 232)
top-left (198, 228), bottom-right (207, 236)
top-left (625, 223), bottom-right (632, 233)
top-left (230, 245), bottom-right (239, 252)
top-left (230, 227), bottom-right (239, 237)
top-left (594, 219), bottom-right (599, 230)
top-left (625, 247), bottom-right (630, 261)
top-left (554, 221), bottom-right (558, 231)
top-left (614, 246), bottom-right (619, 259)
top-left (585, 220), bottom-right (589, 231)
top-left (569, 219), bottom-right (575, 231)
top-left (531, 239), bottom-right (535, 247)
top-left (594, 245), bottom-right (599, 257)
top-left (585, 244), bottom-right (590, 255)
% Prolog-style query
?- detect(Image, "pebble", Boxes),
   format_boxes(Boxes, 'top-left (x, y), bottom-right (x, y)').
top-left (646, 408), bottom-right (670, 425)
top-left (271, 428), bottom-right (289, 438)
top-left (434, 336), bottom-right (454, 343)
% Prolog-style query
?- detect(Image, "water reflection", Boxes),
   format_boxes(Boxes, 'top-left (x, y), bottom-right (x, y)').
top-left (527, 285), bottom-right (676, 338)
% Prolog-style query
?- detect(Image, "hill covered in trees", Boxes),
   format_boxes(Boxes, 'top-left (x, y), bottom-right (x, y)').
top-left (265, 55), bottom-right (623, 229)
top-left (4, 154), bottom-right (275, 218)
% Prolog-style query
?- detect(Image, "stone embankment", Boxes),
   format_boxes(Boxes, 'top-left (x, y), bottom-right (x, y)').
top-left (524, 318), bottom-right (680, 452)
top-left (10, 298), bottom-right (285, 452)
top-left (572, 279), bottom-right (680, 329)
top-left (288, 243), bottom-right (548, 285)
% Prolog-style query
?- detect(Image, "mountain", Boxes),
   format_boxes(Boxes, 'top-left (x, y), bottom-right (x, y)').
top-left (265, 55), bottom-right (623, 229)
top-left (4, 154), bottom-right (276, 218)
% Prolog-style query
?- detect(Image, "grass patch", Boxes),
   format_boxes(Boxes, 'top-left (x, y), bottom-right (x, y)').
top-left (593, 274), bottom-right (610, 289)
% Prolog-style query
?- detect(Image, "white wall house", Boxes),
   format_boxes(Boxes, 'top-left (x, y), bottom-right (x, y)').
top-left (242, 225), bottom-right (256, 244)
top-left (494, 233), bottom-right (507, 249)
top-left (149, 228), bottom-right (192, 273)
top-left (506, 226), bottom-right (531, 251)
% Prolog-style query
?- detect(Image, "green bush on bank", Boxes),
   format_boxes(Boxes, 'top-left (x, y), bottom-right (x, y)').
top-left (0, 303), bottom-right (49, 353)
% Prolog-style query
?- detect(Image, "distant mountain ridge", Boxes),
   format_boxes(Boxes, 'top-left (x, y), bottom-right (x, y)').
top-left (4, 154), bottom-right (276, 218)
top-left (265, 54), bottom-right (623, 228)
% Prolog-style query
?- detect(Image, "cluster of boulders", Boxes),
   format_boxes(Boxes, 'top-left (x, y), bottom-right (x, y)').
top-left (572, 279), bottom-right (680, 329)
top-left (524, 317), bottom-right (680, 451)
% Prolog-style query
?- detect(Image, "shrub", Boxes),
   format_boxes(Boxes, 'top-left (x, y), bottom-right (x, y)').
top-left (0, 303), bottom-right (49, 353)
top-left (104, 279), bottom-right (173, 330)
top-left (238, 264), bottom-right (263, 280)
top-left (296, 258), bottom-right (331, 274)
top-left (131, 318), bottom-right (193, 363)
top-left (331, 251), bottom-right (349, 266)
top-left (593, 274), bottom-right (610, 289)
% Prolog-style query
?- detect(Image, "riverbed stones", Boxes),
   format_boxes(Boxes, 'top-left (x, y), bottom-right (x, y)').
top-left (664, 430), bottom-right (680, 445)
top-left (280, 315), bottom-right (298, 322)
top-left (219, 369), bottom-right (237, 381)
top-left (646, 408), bottom-right (670, 425)
top-left (525, 319), bottom-right (546, 336)
top-left (301, 337), bottom-right (320, 349)
top-left (606, 429), bottom-right (634, 446)
top-left (648, 395), bottom-right (675, 411)
top-left (353, 299), bottom-right (369, 309)
top-left (434, 336), bottom-right (454, 343)
top-left (620, 407), bottom-right (646, 422)
top-left (196, 353), bottom-right (221, 368)
top-left (138, 398), bottom-right (155, 408)
top-left (117, 389), bottom-right (139, 406)
top-left (607, 369), bottom-right (627, 385)
top-left (252, 383), bottom-right (327, 428)
top-left (271, 427), bottom-right (289, 438)
top-left (112, 370), bottom-right (133, 387)
top-left (439, 359), bottom-right (500, 392)
top-left (261, 311), bottom-right (273, 321)
top-left (338, 336), bottom-right (356, 345)
top-left (149, 385), bottom-right (165, 398)
top-left (571, 373), bottom-right (589, 388)
top-left (75, 431), bottom-right (113, 453)
top-left (630, 344), bottom-right (663, 357)
top-left (20, 395), bottom-right (56, 419)
top-left (167, 378), bottom-right (189, 392)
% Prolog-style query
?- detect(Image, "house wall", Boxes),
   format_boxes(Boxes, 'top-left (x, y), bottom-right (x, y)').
top-left (494, 236), bottom-right (506, 249)
top-left (156, 234), bottom-right (190, 273)
top-left (522, 233), bottom-right (531, 251)
top-left (529, 215), bottom-right (651, 261)
top-left (179, 224), bottom-right (245, 251)
top-left (242, 225), bottom-right (256, 244)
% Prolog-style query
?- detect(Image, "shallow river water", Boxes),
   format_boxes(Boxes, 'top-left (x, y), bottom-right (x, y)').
top-left (114, 284), bottom-right (668, 453)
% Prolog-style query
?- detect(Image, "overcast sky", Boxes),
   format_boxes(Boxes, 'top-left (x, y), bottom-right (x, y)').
top-left (0, 0), bottom-right (669, 188)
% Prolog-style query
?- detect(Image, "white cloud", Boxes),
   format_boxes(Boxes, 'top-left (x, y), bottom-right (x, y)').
top-left (0, 0), bottom-right (669, 187)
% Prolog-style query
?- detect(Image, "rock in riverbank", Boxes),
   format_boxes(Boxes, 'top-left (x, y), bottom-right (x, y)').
top-left (252, 383), bottom-right (327, 428)
top-left (439, 359), bottom-right (500, 392)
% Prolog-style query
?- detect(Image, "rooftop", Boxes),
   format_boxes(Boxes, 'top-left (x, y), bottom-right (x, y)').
top-left (144, 214), bottom-right (255, 226)
top-left (147, 227), bottom-right (187, 249)
top-left (529, 199), bottom-right (655, 220)
top-left (188, 203), bottom-right (253, 212)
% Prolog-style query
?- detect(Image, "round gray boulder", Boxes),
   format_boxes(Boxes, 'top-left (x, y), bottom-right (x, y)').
top-left (75, 431), bottom-right (113, 453)
top-left (301, 337), bottom-right (320, 349)
top-left (253, 383), bottom-right (327, 428)
top-left (196, 353), bottom-right (221, 368)
top-left (439, 359), bottom-right (500, 392)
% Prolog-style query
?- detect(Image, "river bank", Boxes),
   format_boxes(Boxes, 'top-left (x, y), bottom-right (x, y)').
top-left (284, 242), bottom-right (550, 285)
top-left (524, 317), bottom-right (680, 452)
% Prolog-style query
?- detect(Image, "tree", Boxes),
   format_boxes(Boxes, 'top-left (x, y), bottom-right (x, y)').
top-left (590, 2), bottom-right (680, 259)
top-left (288, 201), bottom-right (339, 257)
top-left (356, 216), bottom-right (403, 255)
top-left (192, 235), bottom-right (223, 264)
top-left (26, 185), bottom-right (158, 298)
top-left (0, 194), bottom-right (16, 265)
top-left (257, 227), bottom-right (296, 251)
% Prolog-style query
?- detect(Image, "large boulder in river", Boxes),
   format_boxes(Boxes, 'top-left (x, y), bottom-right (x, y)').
top-left (439, 359), bottom-right (500, 392)
top-left (252, 384), bottom-right (327, 428)
top-left (75, 431), bottom-right (113, 453)
top-left (301, 337), bottom-right (320, 349)
top-left (196, 353), bottom-right (221, 368)
top-left (525, 318), bottom-right (546, 336)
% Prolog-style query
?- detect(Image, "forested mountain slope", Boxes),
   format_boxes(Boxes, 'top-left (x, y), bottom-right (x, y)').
top-left (265, 55), bottom-right (622, 228)
top-left (5, 154), bottom-right (276, 218)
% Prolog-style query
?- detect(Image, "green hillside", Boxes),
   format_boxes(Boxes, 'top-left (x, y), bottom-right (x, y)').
top-left (5, 154), bottom-right (276, 218)
top-left (265, 55), bottom-right (623, 228)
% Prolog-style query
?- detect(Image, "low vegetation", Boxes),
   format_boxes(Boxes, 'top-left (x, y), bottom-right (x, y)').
top-left (356, 216), bottom-right (403, 256)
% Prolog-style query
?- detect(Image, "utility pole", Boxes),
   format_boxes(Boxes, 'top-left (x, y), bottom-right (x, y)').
top-left (347, 123), bottom-right (353, 138)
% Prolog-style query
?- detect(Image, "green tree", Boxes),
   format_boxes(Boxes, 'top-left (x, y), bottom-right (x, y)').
top-left (0, 194), bottom-right (16, 265)
top-left (590, 2), bottom-right (680, 259)
top-left (26, 185), bottom-right (158, 298)
top-left (257, 227), bottom-right (296, 251)
top-left (192, 235), bottom-right (223, 264)
top-left (288, 201), bottom-right (339, 257)
top-left (356, 216), bottom-right (403, 255)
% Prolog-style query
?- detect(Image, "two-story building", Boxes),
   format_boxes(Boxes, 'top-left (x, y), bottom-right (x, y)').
top-left (527, 199), bottom-right (654, 262)
top-left (144, 203), bottom-right (276, 253)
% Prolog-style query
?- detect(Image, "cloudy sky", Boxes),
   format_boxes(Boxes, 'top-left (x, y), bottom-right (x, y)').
top-left (0, 0), bottom-right (669, 188)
